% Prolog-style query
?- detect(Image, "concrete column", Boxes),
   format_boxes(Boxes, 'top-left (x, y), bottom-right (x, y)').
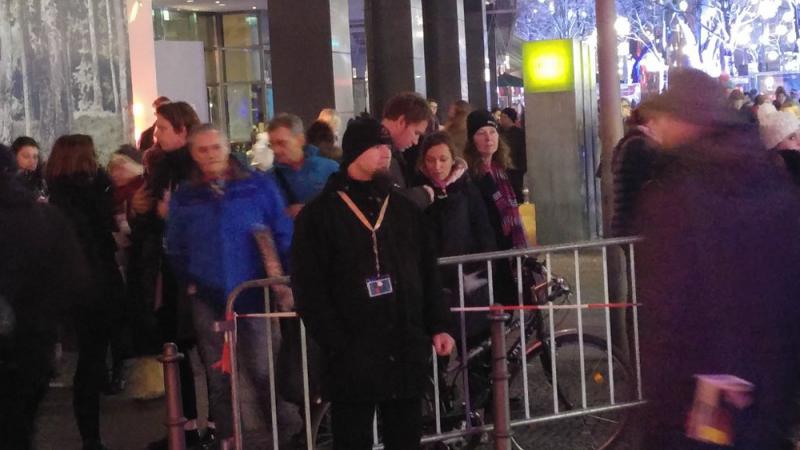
top-left (422, 0), bottom-right (468, 111)
top-left (127, 0), bottom-right (159, 139)
top-left (464, 0), bottom-right (490, 109)
top-left (268, 0), bottom-right (355, 131)
top-left (365, 0), bottom-right (426, 117)
top-left (488, 18), bottom-right (499, 107)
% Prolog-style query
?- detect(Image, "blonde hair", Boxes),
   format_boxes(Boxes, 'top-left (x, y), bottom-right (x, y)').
top-left (317, 108), bottom-right (342, 134)
top-left (107, 153), bottom-right (144, 177)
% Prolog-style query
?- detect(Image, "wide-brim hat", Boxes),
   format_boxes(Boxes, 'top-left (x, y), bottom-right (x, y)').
top-left (640, 68), bottom-right (747, 127)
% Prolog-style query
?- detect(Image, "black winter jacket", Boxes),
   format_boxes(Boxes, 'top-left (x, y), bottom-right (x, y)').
top-left (292, 171), bottom-right (450, 402)
top-left (0, 175), bottom-right (90, 365)
top-left (390, 149), bottom-right (432, 210)
top-left (415, 162), bottom-right (496, 260)
top-left (48, 170), bottom-right (124, 312)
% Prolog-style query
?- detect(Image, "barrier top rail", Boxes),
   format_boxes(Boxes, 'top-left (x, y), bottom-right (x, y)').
top-left (437, 236), bottom-right (641, 265)
top-left (224, 237), bottom-right (641, 315)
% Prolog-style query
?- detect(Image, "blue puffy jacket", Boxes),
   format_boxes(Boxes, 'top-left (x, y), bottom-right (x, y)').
top-left (166, 163), bottom-right (293, 313)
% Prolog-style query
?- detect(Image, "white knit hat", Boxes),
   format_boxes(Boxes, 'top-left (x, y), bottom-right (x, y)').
top-left (756, 103), bottom-right (777, 123)
top-left (760, 111), bottom-right (800, 150)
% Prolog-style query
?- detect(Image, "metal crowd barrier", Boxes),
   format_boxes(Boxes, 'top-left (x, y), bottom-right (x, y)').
top-left (159, 237), bottom-right (645, 449)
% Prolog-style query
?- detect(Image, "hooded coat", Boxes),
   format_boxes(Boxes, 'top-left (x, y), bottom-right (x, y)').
top-left (292, 171), bottom-right (450, 402)
top-left (630, 126), bottom-right (800, 449)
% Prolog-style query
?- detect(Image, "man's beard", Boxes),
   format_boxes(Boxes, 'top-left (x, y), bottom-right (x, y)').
top-left (372, 169), bottom-right (394, 193)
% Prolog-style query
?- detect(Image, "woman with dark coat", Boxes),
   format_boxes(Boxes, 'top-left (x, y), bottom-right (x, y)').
top-left (46, 135), bottom-right (124, 450)
top-left (463, 110), bottom-right (527, 306)
top-left (415, 132), bottom-right (496, 342)
top-left (416, 132), bottom-right (496, 259)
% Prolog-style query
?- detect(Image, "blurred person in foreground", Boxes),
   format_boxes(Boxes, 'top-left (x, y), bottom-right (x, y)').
top-left (628, 68), bottom-right (800, 450)
top-left (292, 118), bottom-right (454, 449)
top-left (166, 124), bottom-right (295, 448)
top-left (0, 147), bottom-right (89, 450)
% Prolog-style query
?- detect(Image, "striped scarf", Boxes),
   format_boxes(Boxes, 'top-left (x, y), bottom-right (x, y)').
top-left (488, 163), bottom-right (528, 249)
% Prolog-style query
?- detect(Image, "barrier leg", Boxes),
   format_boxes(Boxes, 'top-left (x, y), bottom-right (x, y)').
top-left (490, 310), bottom-right (512, 450)
top-left (159, 343), bottom-right (187, 450)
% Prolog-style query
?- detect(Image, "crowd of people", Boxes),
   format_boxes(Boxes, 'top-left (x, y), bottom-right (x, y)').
top-left (3, 66), bottom-right (800, 450)
top-left (0, 91), bottom-right (530, 450)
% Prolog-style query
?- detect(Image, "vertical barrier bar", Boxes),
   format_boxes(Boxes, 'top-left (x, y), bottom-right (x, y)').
top-left (432, 347), bottom-right (442, 434)
top-left (516, 256), bottom-right (531, 419)
top-left (490, 309), bottom-right (512, 450)
top-left (373, 413), bottom-right (379, 446)
top-left (264, 309), bottom-right (279, 448)
top-left (601, 246), bottom-right (616, 404)
top-left (228, 317), bottom-right (243, 450)
top-left (159, 343), bottom-right (187, 450)
top-left (629, 243), bottom-right (643, 400)
top-left (487, 260), bottom-right (494, 305)
top-left (300, 321), bottom-right (314, 449)
top-left (458, 263), bottom-right (472, 428)
top-left (574, 249), bottom-right (587, 409)
top-left (546, 253), bottom-right (559, 414)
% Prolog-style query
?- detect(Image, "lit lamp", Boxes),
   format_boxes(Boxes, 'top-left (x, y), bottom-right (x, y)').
top-left (522, 40), bottom-right (575, 93)
top-left (522, 39), bottom-right (601, 243)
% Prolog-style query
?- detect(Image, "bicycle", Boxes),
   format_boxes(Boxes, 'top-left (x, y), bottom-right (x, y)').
top-left (311, 258), bottom-right (633, 450)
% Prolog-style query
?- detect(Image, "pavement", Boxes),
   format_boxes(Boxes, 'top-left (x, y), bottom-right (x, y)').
top-left (32, 251), bottom-right (638, 450)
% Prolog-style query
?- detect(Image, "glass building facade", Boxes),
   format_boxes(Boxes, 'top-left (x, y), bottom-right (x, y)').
top-left (153, 8), bottom-right (273, 146)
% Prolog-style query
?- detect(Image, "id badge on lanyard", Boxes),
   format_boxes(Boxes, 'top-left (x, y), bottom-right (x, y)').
top-left (337, 191), bottom-right (394, 298)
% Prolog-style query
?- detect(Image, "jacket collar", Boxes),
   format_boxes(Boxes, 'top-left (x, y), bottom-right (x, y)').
top-left (422, 157), bottom-right (468, 190)
top-left (188, 156), bottom-right (251, 188)
top-left (273, 144), bottom-right (321, 171)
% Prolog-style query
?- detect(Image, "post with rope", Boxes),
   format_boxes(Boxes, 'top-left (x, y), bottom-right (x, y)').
top-left (489, 306), bottom-right (512, 450)
top-left (158, 343), bottom-right (187, 450)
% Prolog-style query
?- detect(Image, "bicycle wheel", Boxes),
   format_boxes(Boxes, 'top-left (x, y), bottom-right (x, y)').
top-left (508, 333), bottom-right (634, 450)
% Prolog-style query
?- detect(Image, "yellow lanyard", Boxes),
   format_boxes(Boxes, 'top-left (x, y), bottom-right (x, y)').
top-left (337, 191), bottom-right (390, 275)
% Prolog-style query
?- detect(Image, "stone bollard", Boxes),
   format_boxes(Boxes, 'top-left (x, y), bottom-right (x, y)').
top-left (158, 343), bottom-right (187, 450)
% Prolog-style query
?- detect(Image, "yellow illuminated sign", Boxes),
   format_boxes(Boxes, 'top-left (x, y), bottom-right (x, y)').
top-left (522, 40), bottom-right (576, 93)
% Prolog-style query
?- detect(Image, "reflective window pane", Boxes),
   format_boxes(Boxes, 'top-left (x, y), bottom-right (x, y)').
top-left (223, 49), bottom-right (262, 83)
top-left (222, 14), bottom-right (260, 47)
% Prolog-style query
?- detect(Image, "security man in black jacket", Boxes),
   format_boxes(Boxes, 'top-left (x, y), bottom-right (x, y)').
top-left (292, 118), bottom-right (455, 450)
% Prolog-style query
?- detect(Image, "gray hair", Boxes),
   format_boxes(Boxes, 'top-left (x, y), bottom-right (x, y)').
top-left (267, 113), bottom-right (304, 136)
top-left (187, 123), bottom-right (229, 149)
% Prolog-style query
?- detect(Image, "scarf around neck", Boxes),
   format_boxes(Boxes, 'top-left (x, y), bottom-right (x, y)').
top-left (486, 162), bottom-right (527, 249)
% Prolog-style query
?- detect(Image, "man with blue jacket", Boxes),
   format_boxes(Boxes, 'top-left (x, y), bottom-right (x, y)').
top-left (267, 113), bottom-right (339, 219)
top-left (166, 123), bottom-right (295, 448)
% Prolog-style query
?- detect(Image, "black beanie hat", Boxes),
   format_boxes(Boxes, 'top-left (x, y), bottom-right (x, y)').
top-left (341, 117), bottom-right (393, 167)
top-left (467, 109), bottom-right (498, 141)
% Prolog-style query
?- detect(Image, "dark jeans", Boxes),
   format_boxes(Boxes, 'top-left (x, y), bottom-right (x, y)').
top-left (0, 340), bottom-right (52, 450)
top-left (192, 297), bottom-right (291, 443)
top-left (331, 398), bottom-right (423, 450)
top-left (73, 307), bottom-right (111, 443)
